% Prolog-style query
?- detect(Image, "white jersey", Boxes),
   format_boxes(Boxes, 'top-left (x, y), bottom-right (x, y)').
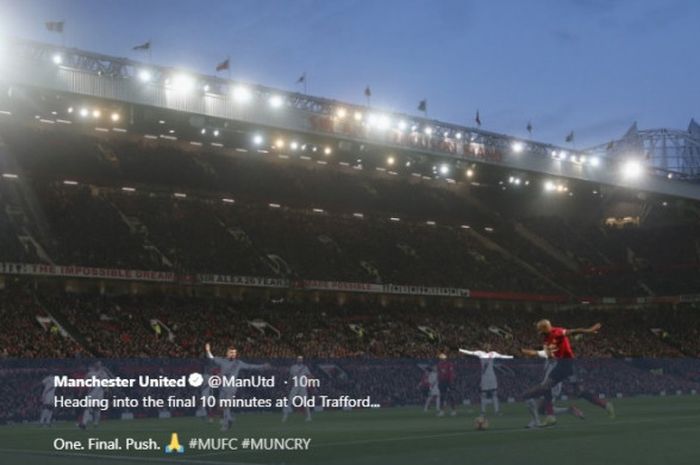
top-left (428, 371), bottom-right (439, 396)
top-left (86, 368), bottom-right (109, 400)
top-left (459, 349), bottom-right (513, 391)
top-left (288, 363), bottom-right (312, 397)
top-left (207, 354), bottom-right (265, 397)
top-left (289, 363), bottom-right (311, 380)
top-left (208, 356), bottom-right (264, 378)
top-left (41, 376), bottom-right (56, 405)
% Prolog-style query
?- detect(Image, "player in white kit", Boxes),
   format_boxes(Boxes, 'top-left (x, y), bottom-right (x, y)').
top-left (79, 361), bottom-right (109, 429)
top-left (459, 348), bottom-right (513, 416)
top-left (39, 374), bottom-right (57, 426)
top-left (205, 343), bottom-right (270, 431)
top-left (420, 366), bottom-right (441, 413)
top-left (282, 355), bottom-right (313, 422)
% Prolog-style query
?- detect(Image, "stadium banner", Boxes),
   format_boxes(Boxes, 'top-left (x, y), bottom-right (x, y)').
top-left (196, 273), bottom-right (289, 288)
top-left (299, 280), bottom-right (470, 297)
top-left (0, 263), bottom-right (466, 297)
top-left (0, 262), bottom-right (177, 283)
top-left (8, 262), bottom-right (685, 302)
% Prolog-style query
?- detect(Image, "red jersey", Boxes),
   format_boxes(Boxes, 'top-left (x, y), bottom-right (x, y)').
top-left (437, 360), bottom-right (455, 383)
top-left (544, 327), bottom-right (575, 359)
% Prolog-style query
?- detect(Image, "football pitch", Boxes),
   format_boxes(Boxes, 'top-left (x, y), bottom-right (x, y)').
top-left (0, 396), bottom-right (698, 465)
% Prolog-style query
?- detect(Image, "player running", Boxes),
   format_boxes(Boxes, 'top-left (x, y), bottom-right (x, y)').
top-left (282, 355), bottom-right (313, 423)
top-left (459, 346), bottom-right (513, 417)
top-left (522, 320), bottom-right (615, 427)
top-left (521, 346), bottom-right (585, 428)
top-left (39, 373), bottom-right (57, 427)
top-left (205, 343), bottom-right (270, 431)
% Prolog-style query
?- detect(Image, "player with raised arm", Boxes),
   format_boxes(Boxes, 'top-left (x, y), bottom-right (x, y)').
top-left (205, 343), bottom-right (270, 431)
top-left (39, 373), bottom-right (57, 427)
top-left (282, 355), bottom-right (313, 423)
top-left (459, 346), bottom-right (513, 417)
top-left (522, 320), bottom-right (614, 427)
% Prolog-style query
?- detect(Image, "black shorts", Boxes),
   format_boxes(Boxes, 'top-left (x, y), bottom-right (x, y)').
top-left (439, 382), bottom-right (452, 393)
top-left (548, 359), bottom-right (574, 385)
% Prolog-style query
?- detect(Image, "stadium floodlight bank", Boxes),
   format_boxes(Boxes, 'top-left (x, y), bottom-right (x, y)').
top-left (2, 37), bottom-right (700, 200)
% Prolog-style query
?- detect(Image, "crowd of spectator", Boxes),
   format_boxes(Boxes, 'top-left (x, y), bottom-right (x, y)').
top-left (4, 286), bottom-right (700, 360)
top-left (0, 126), bottom-right (699, 298)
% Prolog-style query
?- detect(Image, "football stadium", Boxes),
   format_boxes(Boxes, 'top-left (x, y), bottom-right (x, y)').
top-left (0, 2), bottom-right (699, 465)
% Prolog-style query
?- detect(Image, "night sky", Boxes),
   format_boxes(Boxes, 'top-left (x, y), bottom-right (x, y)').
top-left (1, 0), bottom-right (698, 147)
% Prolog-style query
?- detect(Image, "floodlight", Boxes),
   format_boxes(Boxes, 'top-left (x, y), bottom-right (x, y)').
top-left (171, 74), bottom-right (194, 93)
top-left (621, 160), bottom-right (643, 180)
top-left (269, 95), bottom-right (283, 108)
top-left (138, 69), bottom-right (152, 83)
top-left (232, 85), bottom-right (252, 103)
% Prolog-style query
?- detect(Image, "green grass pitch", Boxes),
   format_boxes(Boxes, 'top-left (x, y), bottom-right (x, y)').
top-left (0, 396), bottom-right (698, 465)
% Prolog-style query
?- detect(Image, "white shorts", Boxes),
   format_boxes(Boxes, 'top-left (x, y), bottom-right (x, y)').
top-left (219, 386), bottom-right (237, 399)
top-left (288, 386), bottom-right (308, 399)
top-left (429, 386), bottom-right (440, 396)
top-left (42, 393), bottom-right (55, 406)
top-left (88, 387), bottom-right (104, 400)
top-left (481, 375), bottom-right (497, 392)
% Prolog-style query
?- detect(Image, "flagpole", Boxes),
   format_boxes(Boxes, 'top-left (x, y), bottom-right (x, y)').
top-left (227, 56), bottom-right (231, 80)
top-left (304, 74), bottom-right (308, 95)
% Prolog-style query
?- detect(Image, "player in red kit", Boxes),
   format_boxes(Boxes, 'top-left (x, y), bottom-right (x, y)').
top-left (436, 353), bottom-right (457, 417)
top-left (523, 319), bottom-right (615, 427)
